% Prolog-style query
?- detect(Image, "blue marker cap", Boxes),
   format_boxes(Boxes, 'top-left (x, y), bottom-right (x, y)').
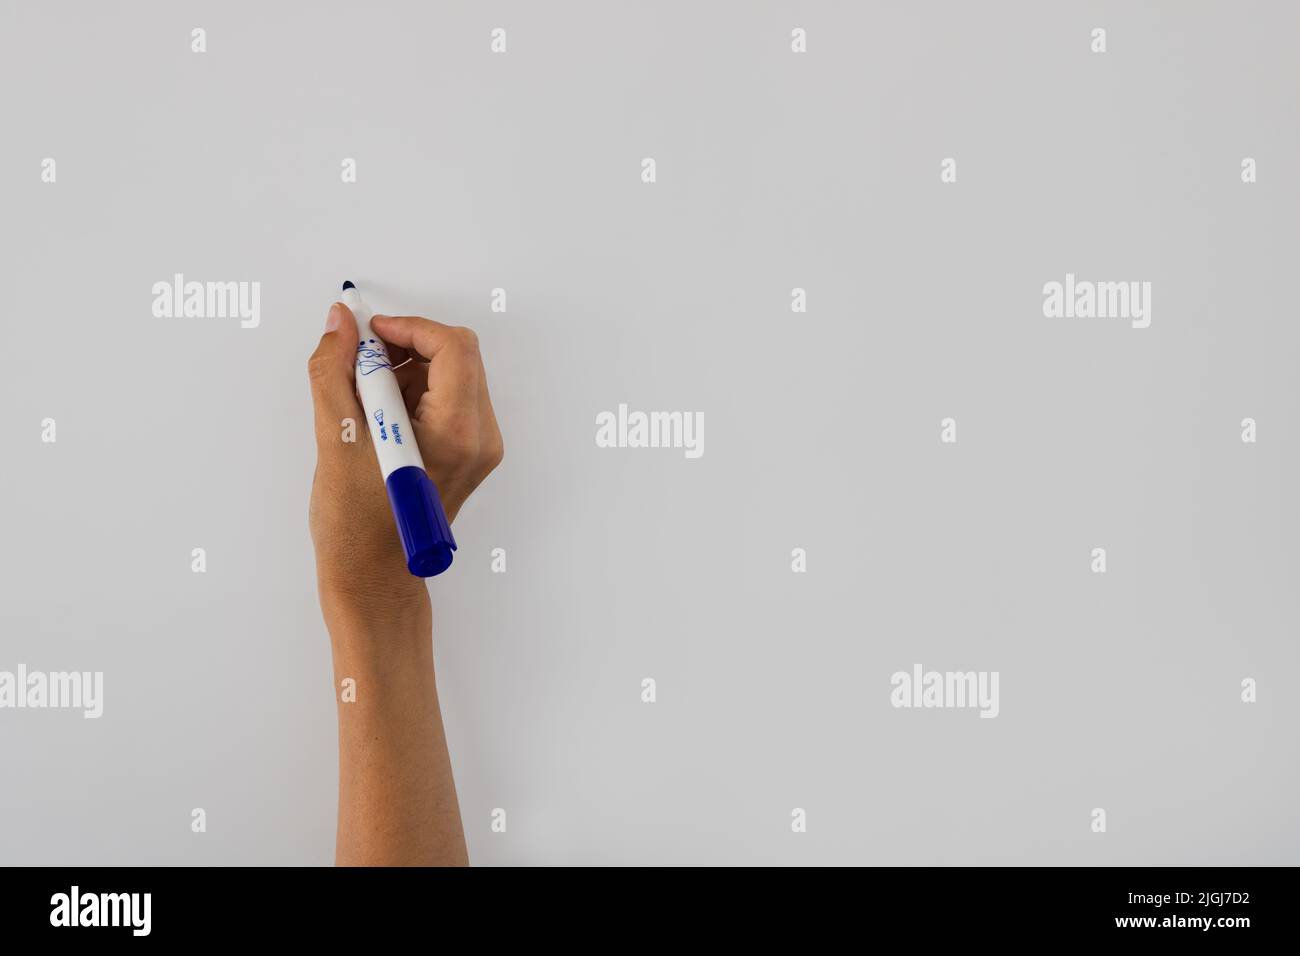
top-left (384, 466), bottom-right (457, 577)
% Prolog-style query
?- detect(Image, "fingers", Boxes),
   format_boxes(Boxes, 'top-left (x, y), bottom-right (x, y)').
top-left (369, 314), bottom-right (481, 417)
top-left (394, 360), bottom-right (429, 411)
top-left (369, 314), bottom-right (468, 362)
top-left (474, 352), bottom-right (505, 469)
top-left (307, 302), bottom-right (363, 450)
top-left (382, 342), bottom-right (415, 367)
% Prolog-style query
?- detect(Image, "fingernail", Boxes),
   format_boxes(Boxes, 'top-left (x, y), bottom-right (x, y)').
top-left (324, 303), bottom-right (342, 333)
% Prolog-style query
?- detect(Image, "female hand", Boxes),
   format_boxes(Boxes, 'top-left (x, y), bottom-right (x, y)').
top-left (305, 300), bottom-right (502, 867)
top-left (307, 302), bottom-right (504, 621)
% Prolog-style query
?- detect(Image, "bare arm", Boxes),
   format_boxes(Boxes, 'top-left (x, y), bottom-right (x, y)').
top-left (327, 602), bottom-right (467, 866)
top-left (308, 303), bottom-right (502, 867)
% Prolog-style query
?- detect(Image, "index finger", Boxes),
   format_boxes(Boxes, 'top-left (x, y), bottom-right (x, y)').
top-left (370, 315), bottom-right (476, 360)
top-left (369, 314), bottom-right (481, 412)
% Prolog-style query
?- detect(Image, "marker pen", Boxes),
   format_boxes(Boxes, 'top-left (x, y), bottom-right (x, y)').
top-left (340, 280), bottom-right (456, 577)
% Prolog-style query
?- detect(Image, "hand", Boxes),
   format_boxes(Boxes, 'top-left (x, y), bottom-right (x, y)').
top-left (307, 302), bottom-right (503, 621)
top-left (308, 302), bottom-right (493, 867)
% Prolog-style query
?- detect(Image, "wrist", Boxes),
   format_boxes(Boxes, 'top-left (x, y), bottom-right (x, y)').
top-left (320, 584), bottom-right (431, 649)
top-left (330, 632), bottom-right (435, 698)
top-left (438, 488), bottom-right (466, 526)
top-left (326, 607), bottom-right (435, 700)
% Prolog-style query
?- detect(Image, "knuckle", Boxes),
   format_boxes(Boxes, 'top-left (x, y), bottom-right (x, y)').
top-left (452, 326), bottom-right (480, 353)
top-left (307, 349), bottom-right (333, 385)
top-left (444, 422), bottom-right (481, 459)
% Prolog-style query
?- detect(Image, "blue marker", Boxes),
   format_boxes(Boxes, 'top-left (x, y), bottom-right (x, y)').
top-left (341, 281), bottom-right (456, 577)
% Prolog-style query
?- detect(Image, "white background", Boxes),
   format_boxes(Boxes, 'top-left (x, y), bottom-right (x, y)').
top-left (2, 1), bottom-right (1297, 865)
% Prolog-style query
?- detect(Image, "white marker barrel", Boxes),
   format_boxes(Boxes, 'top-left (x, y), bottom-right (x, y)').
top-left (342, 287), bottom-right (425, 477)
top-left (339, 283), bottom-right (456, 577)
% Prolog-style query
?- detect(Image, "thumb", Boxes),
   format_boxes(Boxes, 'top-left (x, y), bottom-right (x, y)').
top-left (308, 302), bottom-right (363, 451)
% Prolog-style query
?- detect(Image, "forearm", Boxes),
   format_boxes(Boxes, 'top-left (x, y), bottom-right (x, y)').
top-left (307, 298), bottom-right (499, 867)
top-left (326, 601), bottom-right (468, 866)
